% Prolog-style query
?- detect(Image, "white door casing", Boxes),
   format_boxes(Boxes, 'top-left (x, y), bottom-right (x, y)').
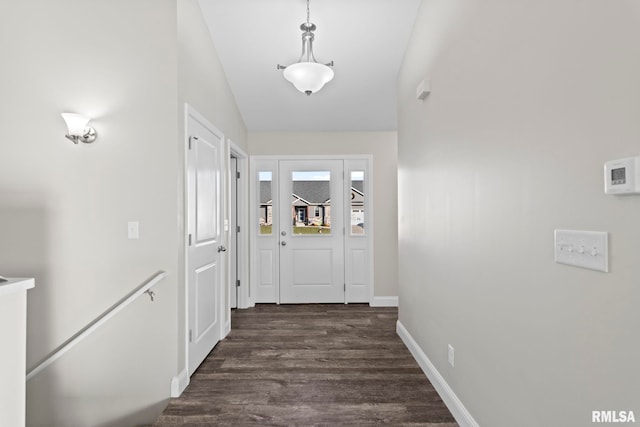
top-left (229, 141), bottom-right (250, 309)
top-left (187, 109), bottom-right (224, 374)
top-left (250, 156), bottom-right (372, 304)
top-left (230, 157), bottom-right (238, 309)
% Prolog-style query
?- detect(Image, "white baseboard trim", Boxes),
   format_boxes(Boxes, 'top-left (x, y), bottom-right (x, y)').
top-left (224, 320), bottom-right (231, 337)
top-left (369, 296), bottom-right (399, 307)
top-left (170, 368), bottom-right (189, 398)
top-left (396, 320), bottom-right (479, 427)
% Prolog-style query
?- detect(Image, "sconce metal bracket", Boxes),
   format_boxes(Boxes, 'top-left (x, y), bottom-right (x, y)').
top-left (65, 127), bottom-right (97, 144)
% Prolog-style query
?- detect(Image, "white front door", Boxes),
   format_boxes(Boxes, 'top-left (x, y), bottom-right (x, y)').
top-left (278, 160), bottom-right (345, 303)
top-left (187, 112), bottom-right (224, 374)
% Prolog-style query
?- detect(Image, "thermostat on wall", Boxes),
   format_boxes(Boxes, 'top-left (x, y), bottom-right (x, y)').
top-left (604, 156), bottom-right (640, 194)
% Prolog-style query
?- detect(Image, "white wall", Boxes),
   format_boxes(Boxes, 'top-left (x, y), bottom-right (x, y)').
top-left (179, 0), bottom-right (248, 151)
top-left (0, 0), bottom-right (180, 424)
top-left (0, 1), bottom-right (248, 424)
top-left (398, 1), bottom-right (640, 426)
top-left (249, 132), bottom-right (398, 298)
top-left (177, 0), bottom-right (248, 372)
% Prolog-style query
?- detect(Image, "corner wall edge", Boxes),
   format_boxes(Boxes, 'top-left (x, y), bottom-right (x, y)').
top-left (396, 320), bottom-right (479, 427)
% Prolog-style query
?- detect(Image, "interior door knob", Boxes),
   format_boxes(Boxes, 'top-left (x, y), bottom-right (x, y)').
top-left (281, 241), bottom-right (287, 246)
top-left (218, 245), bottom-right (227, 252)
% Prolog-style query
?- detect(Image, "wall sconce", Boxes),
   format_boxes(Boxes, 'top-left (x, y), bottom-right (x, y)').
top-left (61, 113), bottom-right (97, 144)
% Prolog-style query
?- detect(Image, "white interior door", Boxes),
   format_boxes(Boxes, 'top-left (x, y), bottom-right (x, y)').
top-left (187, 115), bottom-right (224, 374)
top-left (278, 160), bottom-right (345, 303)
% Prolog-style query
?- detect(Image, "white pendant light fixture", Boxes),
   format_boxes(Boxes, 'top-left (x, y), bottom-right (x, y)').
top-left (278, 0), bottom-right (334, 96)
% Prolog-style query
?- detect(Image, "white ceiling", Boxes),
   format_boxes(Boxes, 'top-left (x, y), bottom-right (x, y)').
top-left (197, 0), bottom-right (422, 132)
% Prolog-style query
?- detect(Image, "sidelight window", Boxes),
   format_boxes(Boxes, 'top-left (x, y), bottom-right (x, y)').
top-left (258, 171), bottom-right (273, 235)
top-left (350, 171), bottom-right (365, 235)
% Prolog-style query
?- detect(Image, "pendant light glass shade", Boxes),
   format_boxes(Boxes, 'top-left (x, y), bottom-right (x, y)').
top-left (283, 62), bottom-right (334, 95)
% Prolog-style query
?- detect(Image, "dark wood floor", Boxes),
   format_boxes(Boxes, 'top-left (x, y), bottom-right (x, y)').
top-left (152, 304), bottom-right (458, 426)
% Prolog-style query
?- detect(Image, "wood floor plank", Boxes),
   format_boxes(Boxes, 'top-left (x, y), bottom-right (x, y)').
top-left (152, 304), bottom-right (458, 426)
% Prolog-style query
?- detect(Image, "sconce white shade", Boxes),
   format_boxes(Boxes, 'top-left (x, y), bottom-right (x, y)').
top-left (283, 62), bottom-right (335, 95)
top-left (61, 113), bottom-right (91, 136)
top-left (61, 113), bottom-right (97, 144)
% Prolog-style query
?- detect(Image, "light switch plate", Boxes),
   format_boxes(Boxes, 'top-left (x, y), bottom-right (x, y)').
top-left (416, 78), bottom-right (431, 100)
top-left (554, 229), bottom-right (608, 272)
top-left (127, 221), bottom-right (139, 240)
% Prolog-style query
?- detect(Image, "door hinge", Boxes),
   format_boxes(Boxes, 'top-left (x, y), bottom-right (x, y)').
top-left (189, 329), bottom-right (193, 343)
top-left (344, 283), bottom-right (346, 291)
top-left (236, 171), bottom-right (240, 179)
top-left (236, 279), bottom-right (240, 288)
top-left (237, 225), bottom-right (241, 233)
top-left (188, 234), bottom-right (193, 246)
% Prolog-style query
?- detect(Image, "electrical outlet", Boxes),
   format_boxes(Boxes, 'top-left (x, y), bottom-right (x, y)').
top-left (448, 344), bottom-right (455, 367)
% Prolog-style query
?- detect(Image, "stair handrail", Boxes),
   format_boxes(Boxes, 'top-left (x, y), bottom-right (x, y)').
top-left (26, 270), bottom-right (167, 381)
